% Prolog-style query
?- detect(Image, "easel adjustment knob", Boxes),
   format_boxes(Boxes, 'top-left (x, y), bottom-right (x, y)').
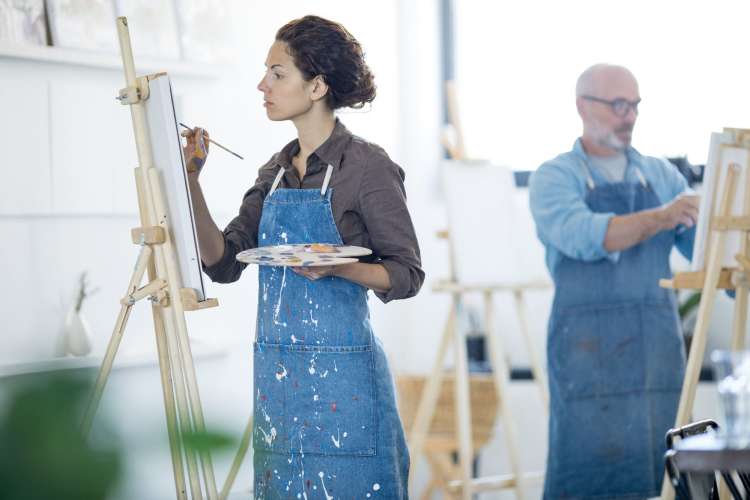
top-left (116, 77), bottom-right (150, 105)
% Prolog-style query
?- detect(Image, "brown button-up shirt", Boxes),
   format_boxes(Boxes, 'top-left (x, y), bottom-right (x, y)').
top-left (203, 119), bottom-right (424, 303)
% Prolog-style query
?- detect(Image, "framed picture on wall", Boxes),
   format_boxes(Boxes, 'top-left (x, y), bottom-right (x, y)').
top-left (113, 0), bottom-right (180, 60)
top-left (175, 0), bottom-right (235, 64)
top-left (46, 0), bottom-right (118, 52)
top-left (0, 0), bottom-right (49, 46)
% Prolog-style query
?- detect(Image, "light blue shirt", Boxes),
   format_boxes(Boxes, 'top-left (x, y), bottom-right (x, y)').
top-left (529, 139), bottom-right (694, 276)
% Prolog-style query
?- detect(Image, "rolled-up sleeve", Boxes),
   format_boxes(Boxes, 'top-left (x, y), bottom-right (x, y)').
top-left (358, 150), bottom-right (424, 303)
top-left (202, 161), bottom-right (277, 283)
top-left (529, 161), bottom-right (618, 262)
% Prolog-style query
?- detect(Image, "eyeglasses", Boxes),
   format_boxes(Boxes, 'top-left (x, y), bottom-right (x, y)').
top-left (580, 95), bottom-right (641, 117)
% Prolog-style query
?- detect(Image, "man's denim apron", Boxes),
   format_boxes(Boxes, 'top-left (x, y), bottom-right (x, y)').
top-left (543, 160), bottom-right (685, 499)
top-left (252, 165), bottom-right (409, 499)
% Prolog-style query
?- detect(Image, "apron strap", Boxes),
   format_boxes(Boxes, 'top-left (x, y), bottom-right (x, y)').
top-left (268, 166), bottom-right (285, 197)
top-left (633, 166), bottom-right (649, 189)
top-left (579, 159), bottom-right (596, 190)
top-left (321, 163), bottom-right (334, 196)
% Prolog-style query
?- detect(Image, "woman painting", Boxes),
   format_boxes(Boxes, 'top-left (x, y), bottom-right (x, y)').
top-left (184, 15), bottom-right (423, 499)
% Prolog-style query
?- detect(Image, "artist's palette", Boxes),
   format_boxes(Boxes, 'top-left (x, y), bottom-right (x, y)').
top-left (236, 243), bottom-right (372, 267)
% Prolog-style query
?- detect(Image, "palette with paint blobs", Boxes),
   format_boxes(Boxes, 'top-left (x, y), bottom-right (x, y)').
top-left (236, 243), bottom-right (372, 267)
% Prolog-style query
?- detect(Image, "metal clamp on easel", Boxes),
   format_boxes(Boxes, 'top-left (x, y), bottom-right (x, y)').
top-left (659, 128), bottom-right (750, 500)
top-left (80, 17), bottom-right (226, 500)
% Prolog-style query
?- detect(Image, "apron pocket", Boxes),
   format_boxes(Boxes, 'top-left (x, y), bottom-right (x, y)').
top-left (549, 302), bottom-right (647, 399)
top-left (253, 342), bottom-right (377, 457)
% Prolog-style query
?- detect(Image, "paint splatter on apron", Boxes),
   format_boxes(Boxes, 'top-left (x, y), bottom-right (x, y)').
top-left (253, 165), bottom-right (409, 499)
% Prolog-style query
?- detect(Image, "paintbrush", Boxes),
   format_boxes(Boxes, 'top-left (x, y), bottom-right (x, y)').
top-left (179, 122), bottom-right (244, 160)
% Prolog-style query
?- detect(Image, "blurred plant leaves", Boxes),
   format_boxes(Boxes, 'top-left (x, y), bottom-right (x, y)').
top-left (0, 372), bottom-right (122, 500)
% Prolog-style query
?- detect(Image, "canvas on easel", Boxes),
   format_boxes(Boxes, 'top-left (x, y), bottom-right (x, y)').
top-left (692, 130), bottom-right (750, 272)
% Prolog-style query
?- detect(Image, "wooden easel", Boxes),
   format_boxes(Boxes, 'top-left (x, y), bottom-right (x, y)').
top-left (80, 17), bottom-right (227, 500)
top-left (407, 82), bottom-right (549, 500)
top-left (659, 128), bottom-right (750, 499)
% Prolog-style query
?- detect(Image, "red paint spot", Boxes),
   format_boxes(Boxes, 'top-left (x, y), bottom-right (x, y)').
top-left (260, 394), bottom-right (268, 401)
top-left (306, 479), bottom-right (311, 489)
top-left (331, 402), bottom-right (337, 412)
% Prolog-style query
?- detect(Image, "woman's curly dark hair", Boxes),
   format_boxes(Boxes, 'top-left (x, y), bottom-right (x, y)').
top-left (276, 15), bottom-right (376, 110)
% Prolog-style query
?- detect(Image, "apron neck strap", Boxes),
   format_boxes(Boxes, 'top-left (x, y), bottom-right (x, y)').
top-left (268, 166), bottom-right (285, 197)
top-left (633, 167), bottom-right (649, 189)
top-left (579, 158), bottom-right (649, 190)
top-left (321, 163), bottom-right (334, 196)
top-left (268, 163), bottom-right (335, 198)
top-left (579, 159), bottom-right (596, 190)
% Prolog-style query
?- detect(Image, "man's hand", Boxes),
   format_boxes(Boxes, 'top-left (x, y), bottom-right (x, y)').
top-left (181, 126), bottom-right (210, 176)
top-left (658, 194), bottom-right (700, 231)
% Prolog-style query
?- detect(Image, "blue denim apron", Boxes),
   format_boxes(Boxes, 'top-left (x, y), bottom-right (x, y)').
top-left (252, 165), bottom-right (409, 499)
top-left (543, 162), bottom-right (686, 499)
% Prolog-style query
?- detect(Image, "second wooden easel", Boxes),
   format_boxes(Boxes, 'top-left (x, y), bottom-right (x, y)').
top-left (407, 81), bottom-right (549, 500)
top-left (659, 128), bottom-right (750, 499)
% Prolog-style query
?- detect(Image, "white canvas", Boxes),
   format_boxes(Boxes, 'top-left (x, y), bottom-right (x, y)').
top-left (692, 130), bottom-right (750, 271)
top-left (143, 75), bottom-right (206, 301)
top-left (441, 160), bottom-right (549, 286)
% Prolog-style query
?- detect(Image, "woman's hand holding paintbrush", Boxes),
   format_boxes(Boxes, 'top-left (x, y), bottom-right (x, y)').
top-left (180, 123), bottom-right (244, 176)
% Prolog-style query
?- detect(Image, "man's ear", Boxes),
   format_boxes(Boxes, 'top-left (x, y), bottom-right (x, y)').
top-left (310, 75), bottom-right (329, 102)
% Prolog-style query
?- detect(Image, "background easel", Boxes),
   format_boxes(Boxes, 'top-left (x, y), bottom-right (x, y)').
top-left (80, 17), bottom-right (227, 500)
top-left (406, 81), bottom-right (549, 500)
top-left (660, 128), bottom-right (750, 499)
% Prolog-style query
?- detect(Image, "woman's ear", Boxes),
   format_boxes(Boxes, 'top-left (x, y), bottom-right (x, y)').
top-left (310, 75), bottom-right (329, 102)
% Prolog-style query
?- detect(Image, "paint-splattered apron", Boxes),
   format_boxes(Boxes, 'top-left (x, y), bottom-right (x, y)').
top-left (544, 162), bottom-right (686, 499)
top-left (252, 164), bottom-right (409, 499)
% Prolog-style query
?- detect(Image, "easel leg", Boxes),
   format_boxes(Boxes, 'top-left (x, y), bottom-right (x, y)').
top-left (81, 244), bottom-right (152, 436)
top-left (731, 281), bottom-right (749, 351)
top-left (661, 165), bottom-right (741, 500)
top-left (454, 294), bottom-right (475, 500)
top-left (220, 414), bottom-right (253, 500)
top-left (160, 301), bottom-right (204, 500)
top-left (147, 167), bottom-right (218, 500)
top-left (152, 287), bottom-right (189, 500)
top-left (513, 290), bottom-right (549, 412)
top-left (409, 306), bottom-right (456, 491)
top-left (484, 291), bottom-right (525, 500)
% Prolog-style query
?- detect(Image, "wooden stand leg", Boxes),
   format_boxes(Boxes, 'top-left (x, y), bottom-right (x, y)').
top-left (661, 165), bottom-right (741, 500)
top-left (513, 290), bottom-right (549, 412)
top-left (135, 167), bottom-right (191, 500)
top-left (409, 306), bottom-right (456, 489)
top-left (485, 291), bottom-right (525, 500)
top-left (148, 167), bottom-right (218, 500)
top-left (81, 243), bottom-right (152, 436)
top-left (453, 295), bottom-right (475, 500)
top-left (152, 283), bottom-right (189, 500)
top-left (220, 414), bottom-right (253, 500)
top-left (731, 286), bottom-right (748, 350)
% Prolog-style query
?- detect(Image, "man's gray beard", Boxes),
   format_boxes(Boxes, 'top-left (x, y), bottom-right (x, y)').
top-left (598, 132), bottom-right (628, 152)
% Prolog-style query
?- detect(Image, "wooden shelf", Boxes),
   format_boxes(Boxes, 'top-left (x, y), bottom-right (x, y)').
top-left (0, 43), bottom-right (228, 79)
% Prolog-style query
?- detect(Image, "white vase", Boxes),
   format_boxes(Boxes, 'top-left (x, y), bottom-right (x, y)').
top-left (64, 308), bottom-right (92, 356)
